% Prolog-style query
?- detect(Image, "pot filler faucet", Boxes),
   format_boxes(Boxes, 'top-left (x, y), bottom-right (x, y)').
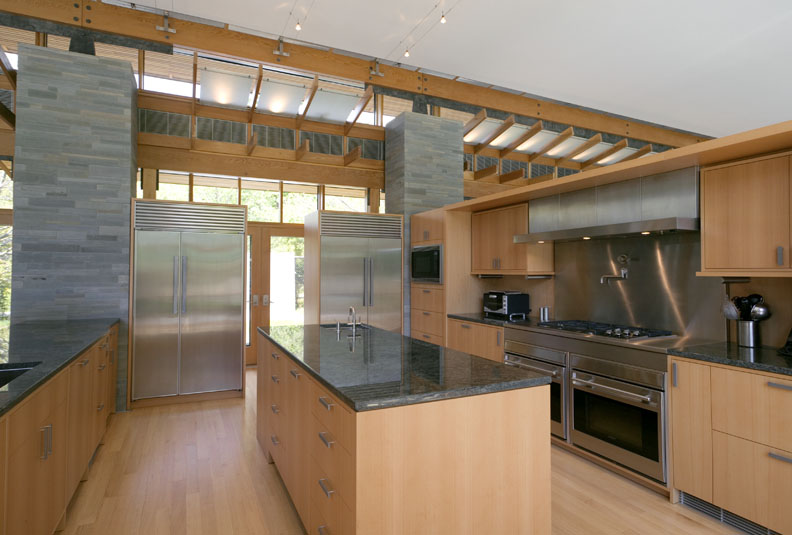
top-left (348, 306), bottom-right (357, 337)
top-left (601, 268), bottom-right (629, 285)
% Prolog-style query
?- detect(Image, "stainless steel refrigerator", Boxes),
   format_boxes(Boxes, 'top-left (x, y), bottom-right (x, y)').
top-left (304, 211), bottom-right (403, 332)
top-left (132, 201), bottom-right (245, 400)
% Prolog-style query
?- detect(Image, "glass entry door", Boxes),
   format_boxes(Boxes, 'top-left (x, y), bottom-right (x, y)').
top-left (245, 223), bottom-right (304, 365)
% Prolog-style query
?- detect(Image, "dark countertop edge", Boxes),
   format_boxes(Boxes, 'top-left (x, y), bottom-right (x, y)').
top-left (257, 326), bottom-right (551, 413)
top-left (0, 318), bottom-right (121, 418)
top-left (446, 312), bottom-right (510, 327)
top-left (667, 347), bottom-right (792, 377)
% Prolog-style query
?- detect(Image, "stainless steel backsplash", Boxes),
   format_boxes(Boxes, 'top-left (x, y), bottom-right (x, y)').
top-left (554, 233), bottom-right (724, 339)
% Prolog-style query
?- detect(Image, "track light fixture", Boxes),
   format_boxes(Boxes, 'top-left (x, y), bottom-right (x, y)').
top-left (440, 13), bottom-right (447, 24)
top-left (295, 21), bottom-right (302, 31)
top-left (404, 49), bottom-right (410, 58)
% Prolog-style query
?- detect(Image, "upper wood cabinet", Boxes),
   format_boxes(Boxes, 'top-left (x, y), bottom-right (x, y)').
top-left (411, 210), bottom-right (444, 244)
top-left (701, 155), bottom-right (792, 274)
top-left (471, 204), bottom-right (554, 275)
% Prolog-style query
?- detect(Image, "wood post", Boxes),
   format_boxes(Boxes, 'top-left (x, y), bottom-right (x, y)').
top-left (141, 168), bottom-right (157, 199)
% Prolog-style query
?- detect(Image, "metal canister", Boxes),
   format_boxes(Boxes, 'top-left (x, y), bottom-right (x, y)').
top-left (737, 320), bottom-right (760, 348)
top-left (539, 306), bottom-right (550, 322)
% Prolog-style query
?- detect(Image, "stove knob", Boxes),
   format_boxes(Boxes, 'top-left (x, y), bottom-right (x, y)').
top-left (605, 329), bottom-right (613, 335)
top-left (613, 328), bottom-right (622, 335)
top-left (632, 330), bottom-right (641, 337)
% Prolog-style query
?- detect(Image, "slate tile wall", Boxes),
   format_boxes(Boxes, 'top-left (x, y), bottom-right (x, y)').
top-left (385, 112), bottom-right (463, 334)
top-left (12, 44), bottom-right (136, 410)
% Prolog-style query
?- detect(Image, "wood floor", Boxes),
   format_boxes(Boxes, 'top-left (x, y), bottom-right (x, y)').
top-left (58, 369), bottom-right (737, 535)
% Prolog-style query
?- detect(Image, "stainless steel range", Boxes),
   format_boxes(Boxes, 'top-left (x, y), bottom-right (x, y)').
top-left (505, 320), bottom-right (674, 484)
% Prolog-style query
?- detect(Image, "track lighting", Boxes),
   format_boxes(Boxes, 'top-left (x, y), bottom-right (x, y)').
top-left (295, 21), bottom-right (302, 31)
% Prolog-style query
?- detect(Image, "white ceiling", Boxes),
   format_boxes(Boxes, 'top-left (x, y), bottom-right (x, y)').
top-left (139, 0), bottom-right (792, 138)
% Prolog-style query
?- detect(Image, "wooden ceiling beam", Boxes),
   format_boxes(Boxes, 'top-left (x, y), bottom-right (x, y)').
top-left (296, 75), bottom-right (319, 130)
top-left (618, 144), bottom-right (652, 163)
top-left (555, 133), bottom-right (602, 168)
top-left (0, 49), bottom-right (17, 90)
top-left (499, 121), bottom-right (543, 159)
top-left (463, 109), bottom-right (487, 137)
top-left (344, 145), bottom-right (362, 166)
top-left (295, 138), bottom-right (309, 161)
top-left (137, 49), bottom-right (145, 90)
top-left (0, 159), bottom-right (12, 179)
top-left (498, 168), bottom-right (526, 184)
top-left (344, 86), bottom-right (374, 135)
top-left (0, 101), bottom-right (15, 130)
top-left (246, 131), bottom-right (258, 156)
top-left (473, 165), bottom-right (498, 181)
top-left (528, 127), bottom-right (573, 162)
top-left (580, 138), bottom-right (628, 170)
top-left (473, 115), bottom-right (515, 154)
top-left (248, 64), bottom-right (263, 123)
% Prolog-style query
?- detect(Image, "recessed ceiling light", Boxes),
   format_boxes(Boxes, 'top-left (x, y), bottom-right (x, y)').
top-left (582, 236), bottom-right (591, 240)
top-left (537, 240), bottom-right (545, 244)
top-left (295, 21), bottom-right (302, 31)
top-left (641, 231), bottom-right (650, 235)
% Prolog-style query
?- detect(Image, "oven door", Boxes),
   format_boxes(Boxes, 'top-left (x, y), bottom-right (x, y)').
top-left (570, 370), bottom-right (665, 483)
top-left (504, 353), bottom-right (566, 439)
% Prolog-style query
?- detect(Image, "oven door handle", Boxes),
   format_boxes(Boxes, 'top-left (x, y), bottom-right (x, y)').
top-left (504, 359), bottom-right (559, 378)
top-left (573, 378), bottom-right (654, 405)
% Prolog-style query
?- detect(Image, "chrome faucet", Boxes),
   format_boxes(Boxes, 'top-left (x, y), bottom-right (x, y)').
top-left (600, 268), bottom-right (629, 285)
top-left (348, 306), bottom-right (357, 337)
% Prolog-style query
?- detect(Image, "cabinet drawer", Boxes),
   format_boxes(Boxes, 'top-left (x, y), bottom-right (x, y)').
top-left (310, 459), bottom-right (353, 534)
top-left (268, 353), bottom-right (285, 404)
top-left (310, 381), bottom-right (355, 455)
top-left (411, 285), bottom-right (444, 312)
top-left (309, 488), bottom-right (355, 535)
top-left (310, 416), bottom-right (355, 506)
top-left (447, 319), bottom-right (504, 362)
top-left (7, 370), bottom-right (69, 454)
top-left (412, 329), bottom-right (443, 346)
top-left (713, 431), bottom-right (792, 534)
top-left (711, 367), bottom-right (792, 451)
top-left (410, 308), bottom-right (444, 337)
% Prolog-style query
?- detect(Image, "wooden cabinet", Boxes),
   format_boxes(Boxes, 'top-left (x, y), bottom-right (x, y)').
top-left (66, 350), bottom-right (95, 499)
top-left (6, 370), bottom-right (69, 535)
top-left (446, 319), bottom-right (504, 363)
top-left (701, 155), bottom-right (792, 273)
top-left (411, 210), bottom-right (444, 244)
top-left (105, 324), bottom-right (119, 415)
top-left (713, 431), bottom-right (792, 535)
top-left (669, 358), bottom-right (713, 501)
top-left (471, 203), bottom-right (554, 275)
top-left (93, 341), bottom-right (109, 446)
top-left (410, 308), bottom-right (444, 337)
top-left (410, 285), bottom-right (444, 312)
top-left (0, 416), bottom-right (5, 535)
top-left (284, 360), bottom-right (311, 524)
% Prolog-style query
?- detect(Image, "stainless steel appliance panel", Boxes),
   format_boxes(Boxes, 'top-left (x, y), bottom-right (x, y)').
top-left (178, 232), bottom-right (244, 394)
top-left (505, 352), bottom-right (567, 439)
top-left (368, 237), bottom-right (403, 332)
top-left (132, 230), bottom-right (181, 400)
top-left (320, 236), bottom-right (367, 325)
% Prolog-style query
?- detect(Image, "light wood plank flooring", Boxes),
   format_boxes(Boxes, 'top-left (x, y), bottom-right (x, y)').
top-left (59, 369), bottom-right (736, 535)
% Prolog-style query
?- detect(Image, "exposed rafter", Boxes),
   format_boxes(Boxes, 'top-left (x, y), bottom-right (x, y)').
top-left (580, 139), bottom-right (628, 169)
top-left (463, 109), bottom-right (487, 137)
top-left (344, 86), bottom-right (374, 135)
top-left (619, 144), bottom-right (653, 163)
top-left (473, 115), bottom-right (515, 154)
top-left (473, 165), bottom-right (498, 180)
top-left (0, 101), bottom-right (15, 129)
top-left (137, 49), bottom-right (145, 90)
top-left (499, 121), bottom-right (543, 159)
top-left (344, 145), bottom-right (362, 166)
top-left (248, 64), bottom-right (263, 123)
top-left (0, 48), bottom-right (17, 90)
top-left (246, 131), bottom-right (258, 156)
top-left (528, 127), bottom-right (573, 162)
top-left (0, 159), bottom-right (12, 178)
top-left (296, 75), bottom-right (319, 130)
top-left (498, 168), bottom-right (526, 184)
top-left (295, 138), bottom-right (310, 161)
top-left (555, 134), bottom-right (602, 168)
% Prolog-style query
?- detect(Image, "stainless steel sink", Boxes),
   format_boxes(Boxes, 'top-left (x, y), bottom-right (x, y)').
top-left (0, 362), bottom-right (41, 388)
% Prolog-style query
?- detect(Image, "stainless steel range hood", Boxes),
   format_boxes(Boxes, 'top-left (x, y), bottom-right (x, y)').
top-left (515, 166), bottom-right (700, 243)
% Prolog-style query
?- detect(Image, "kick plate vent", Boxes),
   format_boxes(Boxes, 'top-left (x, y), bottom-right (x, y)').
top-left (680, 492), bottom-right (780, 535)
top-left (319, 212), bottom-right (402, 239)
top-left (134, 201), bottom-right (246, 234)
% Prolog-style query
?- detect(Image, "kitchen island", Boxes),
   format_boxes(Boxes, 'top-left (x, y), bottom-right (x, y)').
top-left (257, 324), bottom-right (551, 535)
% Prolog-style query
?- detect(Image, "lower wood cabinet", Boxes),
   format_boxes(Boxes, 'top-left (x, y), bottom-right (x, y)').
top-left (446, 319), bottom-right (504, 362)
top-left (0, 416), bottom-right (6, 535)
top-left (67, 350), bottom-right (95, 499)
top-left (93, 342), bottom-right (109, 447)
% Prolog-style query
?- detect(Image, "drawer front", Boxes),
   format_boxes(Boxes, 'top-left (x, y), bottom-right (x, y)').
top-left (310, 381), bottom-right (355, 455)
top-left (411, 329), bottom-right (443, 346)
top-left (310, 459), bottom-right (348, 533)
top-left (310, 416), bottom-right (355, 505)
top-left (8, 369), bottom-right (69, 454)
top-left (712, 367), bottom-right (792, 451)
top-left (309, 491), bottom-right (355, 535)
top-left (411, 286), bottom-right (444, 312)
top-left (410, 308), bottom-right (444, 337)
top-left (268, 353), bottom-right (285, 405)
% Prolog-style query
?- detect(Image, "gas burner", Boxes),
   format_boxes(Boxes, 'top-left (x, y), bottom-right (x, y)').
top-left (537, 320), bottom-right (673, 339)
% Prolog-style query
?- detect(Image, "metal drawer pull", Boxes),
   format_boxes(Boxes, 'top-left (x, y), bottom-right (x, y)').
top-left (423, 311), bottom-right (430, 316)
top-left (318, 431), bottom-right (335, 448)
top-left (97, 403), bottom-right (105, 411)
top-left (778, 246), bottom-right (785, 266)
top-left (318, 526), bottom-right (329, 535)
top-left (318, 396), bottom-right (334, 411)
top-left (40, 426), bottom-right (48, 460)
top-left (573, 379), bottom-right (652, 403)
top-left (768, 381), bottom-right (792, 392)
top-left (80, 359), bottom-right (90, 367)
top-left (47, 424), bottom-right (53, 456)
top-left (769, 452), bottom-right (792, 464)
top-left (271, 404), bottom-right (280, 414)
top-left (422, 289), bottom-right (430, 294)
top-left (497, 331), bottom-right (501, 346)
top-left (271, 375), bottom-right (279, 384)
top-left (270, 435), bottom-right (280, 446)
top-left (672, 362), bottom-right (678, 388)
top-left (460, 324), bottom-right (471, 329)
top-left (422, 334), bottom-right (430, 340)
top-left (289, 369), bottom-right (301, 379)
top-left (504, 360), bottom-right (558, 378)
top-left (98, 364), bottom-right (106, 371)
top-left (271, 352), bottom-right (279, 360)
top-left (318, 478), bottom-right (335, 498)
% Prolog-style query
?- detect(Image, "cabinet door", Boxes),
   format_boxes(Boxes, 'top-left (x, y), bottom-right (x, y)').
top-left (702, 156), bottom-right (791, 270)
top-left (256, 334), bottom-right (270, 455)
top-left (482, 326), bottom-right (505, 362)
top-left (286, 363), bottom-right (311, 525)
top-left (492, 204), bottom-right (528, 271)
top-left (93, 344), bottom-right (109, 446)
top-left (0, 417), bottom-right (5, 535)
top-left (67, 353), bottom-right (95, 499)
top-left (106, 326), bottom-right (118, 415)
top-left (411, 211), bottom-right (443, 244)
top-left (669, 359), bottom-right (712, 501)
top-left (471, 210), bottom-right (495, 271)
top-left (446, 319), bottom-right (476, 354)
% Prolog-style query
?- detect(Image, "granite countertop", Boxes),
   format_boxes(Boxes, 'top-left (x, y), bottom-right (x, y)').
top-left (258, 324), bottom-right (550, 412)
top-left (446, 312), bottom-right (517, 327)
top-left (0, 318), bottom-right (121, 417)
top-left (668, 343), bottom-right (792, 376)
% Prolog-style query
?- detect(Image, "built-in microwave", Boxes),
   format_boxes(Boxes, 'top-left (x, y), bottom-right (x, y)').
top-left (411, 244), bottom-right (443, 284)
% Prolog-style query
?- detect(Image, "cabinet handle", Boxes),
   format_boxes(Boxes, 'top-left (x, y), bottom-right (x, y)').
top-left (270, 435), bottom-right (280, 446)
top-left (80, 359), bottom-right (90, 367)
top-left (422, 289), bottom-right (430, 294)
top-left (318, 431), bottom-right (335, 449)
top-left (271, 352), bottom-right (279, 360)
top-left (47, 424), bottom-right (53, 456)
top-left (422, 334), bottom-right (430, 340)
top-left (109, 350), bottom-right (114, 364)
top-left (98, 364), bottom-right (106, 371)
top-left (289, 369), bottom-right (301, 379)
top-left (672, 362), bottom-right (678, 388)
top-left (769, 451), bottom-right (792, 464)
top-left (271, 404), bottom-right (280, 414)
top-left (40, 426), bottom-right (48, 460)
top-left (460, 324), bottom-right (471, 329)
top-left (423, 311), bottom-right (430, 316)
top-left (778, 246), bottom-right (785, 266)
top-left (318, 396), bottom-right (335, 411)
top-left (318, 478), bottom-right (335, 498)
top-left (491, 258), bottom-right (496, 269)
top-left (97, 403), bottom-right (105, 412)
top-left (423, 230), bottom-right (429, 240)
top-left (271, 375), bottom-right (279, 384)
top-left (318, 526), bottom-right (329, 535)
top-left (768, 381), bottom-right (792, 392)
top-left (497, 331), bottom-right (501, 346)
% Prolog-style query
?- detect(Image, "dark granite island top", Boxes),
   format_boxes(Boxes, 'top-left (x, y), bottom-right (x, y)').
top-left (257, 324), bottom-right (550, 411)
top-left (0, 318), bottom-right (121, 417)
top-left (668, 343), bottom-right (792, 376)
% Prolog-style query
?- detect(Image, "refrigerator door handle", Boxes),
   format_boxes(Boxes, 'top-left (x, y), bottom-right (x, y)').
top-left (172, 256), bottom-right (179, 315)
top-left (362, 257), bottom-right (368, 306)
top-left (181, 255), bottom-right (187, 314)
top-left (369, 257), bottom-right (374, 306)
